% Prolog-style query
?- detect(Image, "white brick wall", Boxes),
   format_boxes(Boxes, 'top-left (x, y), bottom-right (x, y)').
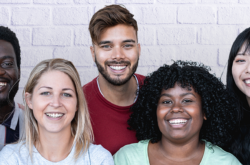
top-left (0, 0), bottom-right (248, 103)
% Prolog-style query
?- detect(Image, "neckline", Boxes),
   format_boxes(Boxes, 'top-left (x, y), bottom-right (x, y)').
top-left (96, 74), bottom-right (139, 103)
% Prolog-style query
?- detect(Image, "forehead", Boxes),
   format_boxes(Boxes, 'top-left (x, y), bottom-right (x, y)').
top-left (0, 40), bottom-right (16, 60)
top-left (99, 24), bottom-right (137, 42)
top-left (238, 41), bottom-right (250, 55)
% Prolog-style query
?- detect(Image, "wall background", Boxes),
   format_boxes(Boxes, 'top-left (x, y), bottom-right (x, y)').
top-left (0, 0), bottom-right (249, 103)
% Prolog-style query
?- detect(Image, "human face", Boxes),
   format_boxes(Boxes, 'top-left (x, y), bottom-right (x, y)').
top-left (232, 43), bottom-right (250, 102)
top-left (91, 24), bottom-right (141, 86)
top-left (157, 84), bottom-right (204, 142)
top-left (25, 70), bottom-right (77, 134)
top-left (0, 40), bottom-right (19, 106)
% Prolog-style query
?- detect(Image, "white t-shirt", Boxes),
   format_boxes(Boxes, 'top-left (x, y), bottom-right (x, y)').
top-left (0, 142), bottom-right (114, 165)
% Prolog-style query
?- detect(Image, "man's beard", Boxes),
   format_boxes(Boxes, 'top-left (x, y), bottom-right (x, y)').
top-left (95, 56), bottom-right (139, 86)
top-left (0, 82), bottom-right (19, 107)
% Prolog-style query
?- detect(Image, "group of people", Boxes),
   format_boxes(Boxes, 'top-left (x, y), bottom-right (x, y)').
top-left (0, 4), bottom-right (249, 165)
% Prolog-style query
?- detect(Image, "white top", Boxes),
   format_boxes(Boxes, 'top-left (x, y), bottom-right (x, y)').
top-left (0, 142), bottom-right (114, 165)
top-left (0, 102), bottom-right (24, 151)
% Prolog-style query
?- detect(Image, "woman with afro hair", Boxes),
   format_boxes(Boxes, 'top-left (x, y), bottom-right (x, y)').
top-left (114, 61), bottom-right (241, 165)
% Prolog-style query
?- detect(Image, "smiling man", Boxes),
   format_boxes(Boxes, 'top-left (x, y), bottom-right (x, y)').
top-left (83, 5), bottom-right (145, 155)
top-left (0, 26), bottom-right (24, 150)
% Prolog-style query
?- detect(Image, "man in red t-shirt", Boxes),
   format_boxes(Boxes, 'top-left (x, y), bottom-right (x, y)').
top-left (83, 5), bottom-right (145, 155)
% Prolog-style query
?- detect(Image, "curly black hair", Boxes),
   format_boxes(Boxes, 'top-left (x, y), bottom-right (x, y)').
top-left (129, 61), bottom-right (238, 148)
top-left (0, 26), bottom-right (21, 69)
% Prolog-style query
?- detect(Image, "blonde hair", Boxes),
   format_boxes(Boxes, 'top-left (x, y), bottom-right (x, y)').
top-left (22, 58), bottom-right (93, 160)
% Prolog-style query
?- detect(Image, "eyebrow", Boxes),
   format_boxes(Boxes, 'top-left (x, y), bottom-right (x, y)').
top-left (160, 93), bottom-right (196, 98)
top-left (0, 55), bottom-right (14, 60)
top-left (97, 39), bottom-right (136, 45)
top-left (38, 86), bottom-right (74, 91)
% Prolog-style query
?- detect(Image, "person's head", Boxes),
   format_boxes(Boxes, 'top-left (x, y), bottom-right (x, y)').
top-left (0, 26), bottom-right (21, 106)
top-left (227, 27), bottom-right (250, 114)
top-left (23, 58), bottom-right (93, 159)
top-left (129, 61), bottom-right (237, 147)
top-left (89, 5), bottom-right (140, 86)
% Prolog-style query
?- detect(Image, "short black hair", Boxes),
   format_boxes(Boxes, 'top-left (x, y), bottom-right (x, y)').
top-left (0, 26), bottom-right (21, 69)
top-left (129, 61), bottom-right (237, 148)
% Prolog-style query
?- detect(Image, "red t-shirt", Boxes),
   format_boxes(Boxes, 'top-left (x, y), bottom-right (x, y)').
top-left (82, 74), bottom-right (145, 155)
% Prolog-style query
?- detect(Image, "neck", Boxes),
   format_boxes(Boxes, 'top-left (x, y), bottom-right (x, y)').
top-left (36, 127), bottom-right (74, 162)
top-left (246, 96), bottom-right (250, 107)
top-left (157, 136), bottom-right (204, 161)
top-left (98, 74), bottom-right (137, 106)
top-left (0, 101), bottom-right (14, 124)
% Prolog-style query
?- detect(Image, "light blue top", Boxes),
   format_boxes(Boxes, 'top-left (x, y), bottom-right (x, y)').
top-left (0, 142), bottom-right (114, 165)
top-left (114, 140), bottom-right (241, 165)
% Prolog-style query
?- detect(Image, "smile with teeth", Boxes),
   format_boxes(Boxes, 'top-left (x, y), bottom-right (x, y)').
top-left (45, 113), bottom-right (64, 118)
top-left (0, 82), bottom-right (7, 87)
top-left (169, 119), bottom-right (188, 125)
top-left (109, 65), bottom-right (126, 70)
top-left (245, 79), bottom-right (250, 84)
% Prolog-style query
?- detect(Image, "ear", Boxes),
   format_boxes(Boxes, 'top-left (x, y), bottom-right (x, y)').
top-left (90, 45), bottom-right (95, 62)
top-left (137, 43), bottom-right (141, 58)
top-left (25, 92), bottom-right (33, 110)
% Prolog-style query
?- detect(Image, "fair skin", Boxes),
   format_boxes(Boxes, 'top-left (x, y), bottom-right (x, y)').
top-left (90, 24), bottom-right (141, 106)
top-left (232, 42), bottom-right (250, 105)
top-left (148, 84), bottom-right (205, 165)
top-left (25, 70), bottom-right (77, 162)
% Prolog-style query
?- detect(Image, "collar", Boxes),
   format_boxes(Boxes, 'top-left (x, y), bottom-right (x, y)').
top-left (97, 74), bottom-right (139, 103)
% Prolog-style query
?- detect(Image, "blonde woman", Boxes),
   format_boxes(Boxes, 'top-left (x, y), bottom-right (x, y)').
top-left (0, 58), bottom-right (114, 165)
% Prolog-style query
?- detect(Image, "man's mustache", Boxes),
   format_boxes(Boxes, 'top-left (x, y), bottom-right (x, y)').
top-left (105, 61), bottom-right (131, 65)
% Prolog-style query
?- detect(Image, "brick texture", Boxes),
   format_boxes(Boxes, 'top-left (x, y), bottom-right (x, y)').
top-left (1, 1), bottom-right (247, 104)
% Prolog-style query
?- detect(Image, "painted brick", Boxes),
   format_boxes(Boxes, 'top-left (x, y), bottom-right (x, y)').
top-left (53, 7), bottom-right (89, 25)
top-left (132, 7), bottom-right (144, 24)
top-left (12, 7), bottom-right (50, 25)
top-left (33, 28), bottom-right (71, 46)
top-left (175, 46), bottom-right (218, 66)
top-left (136, 66), bottom-right (159, 76)
top-left (157, 27), bottom-right (196, 45)
top-left (0, 7), bottom-right (9, 25)
top-left (202, 0), bottom-right (238, 3)
top-left (54, 47), bottom-right (93, 66)
top-left (239, 0), bottom-right (250, 3)
top-left (11, 28), bottom-right (31, 47)
top-left (239, 26), bottom-right (250, 33)
top-left (34, 0), bottom-right (72, 4)
top-left (75, 0), bottom-right (113, 4)
top-left (178, 6), bottom-right (216, 24)
top-left (14, 88), bottom-right (24, 104)
top-left (21, 48), bottom-right (53, 66)
top-left (116, 0), bottom-right (154, 3)
top-left (19, 68), bottom-right (31, 88)
top-left (74, 27), bottom-right (92, 46)
top-left (77, 67), bottom-right (98, 85)
top-left (210, 66), bottom-right (226, 83)
top-left (218, 46), bottom-right (231, 66)
top-left (138, 26), bottom-right (155, 45)
top-left (200, 26), bottom-right (238, 45)
top-left (218, 7), bottom-right (250, 24)
top-left (0, 0), bottom-right (30, 3)
top-left (139, 46), bottom-right (175, 66)
top-left (158, 0), bottom-right (196, 3)
top-left (143, 7), bottom-right (176, 24)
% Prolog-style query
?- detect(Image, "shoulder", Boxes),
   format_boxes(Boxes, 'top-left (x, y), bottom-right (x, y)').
top-left (82, 77), bottom-right (97, 92)
top-left (0, 142), bottom-right (28, 165)
top-left (88, 144), bottom-right (114, 165)
top-left (202, 141), bottom-right (241, 165)
top-left (114, 140), bottom-right (149, 165)
top-left (134, 74), bottom-right (145, 85)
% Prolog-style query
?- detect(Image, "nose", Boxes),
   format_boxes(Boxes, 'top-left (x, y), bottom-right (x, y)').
top-left (170, 102), bottom-right (183, 113)
top-left (246, 59), bottom-right (250, 74)
top-left (0, 67), bottom-right (6, 75)
top-left (49, 94), bottom-right (62, 108)
top-left (111, 46), bottom-right (125, 60)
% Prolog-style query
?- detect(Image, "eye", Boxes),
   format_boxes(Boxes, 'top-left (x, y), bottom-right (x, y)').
top-left (41, 92), bottom-right (50, 96)
top-left (124, 44), bottom-right (133, 48)
top-left (162, 100), bottom-right (172, 104)
top-left (182, 99), bottom-right (193, 103)
top-left (1, 62), bottom-right (14, 68)
top-left (101, 45), bottom-right (111, 49)
top-left (235, 59), bottom-right (245, 63)
top-left (62, 93), bottom-right (72, 97)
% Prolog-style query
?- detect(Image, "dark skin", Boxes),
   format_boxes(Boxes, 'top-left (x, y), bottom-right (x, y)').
top-left (148, 84), bottom-right (205, 165)
top-left (0, 40), bottom-right (20, 124)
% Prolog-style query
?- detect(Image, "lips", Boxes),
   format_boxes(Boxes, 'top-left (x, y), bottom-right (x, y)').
top-left (109, 65), bottom-right (127, 71)
top-left (169, 119), bottom-right (188, 125)
top-left (45, 112), bottom-right (64, 118)
top-left (244, 79), bottom-right (250, 84)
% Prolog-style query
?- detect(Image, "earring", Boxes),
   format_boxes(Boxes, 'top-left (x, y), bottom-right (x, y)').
top-left (204, 116), bottom-right (207, 120)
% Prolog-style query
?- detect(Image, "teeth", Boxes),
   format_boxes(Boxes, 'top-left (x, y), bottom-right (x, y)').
top-left (46, 113), bottom-right (64, 118)
top-left (0, 82), bottom-right (7, 87)
top-left (245, 80), bottom-right (250, 84)
top-left (169, 119), bottom-right (187, 124)
top-left (110, 66), bottom-right (126, 70)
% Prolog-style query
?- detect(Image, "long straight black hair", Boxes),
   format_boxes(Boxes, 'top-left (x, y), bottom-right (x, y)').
top-left (226, 27), bottom-right (250, 164)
